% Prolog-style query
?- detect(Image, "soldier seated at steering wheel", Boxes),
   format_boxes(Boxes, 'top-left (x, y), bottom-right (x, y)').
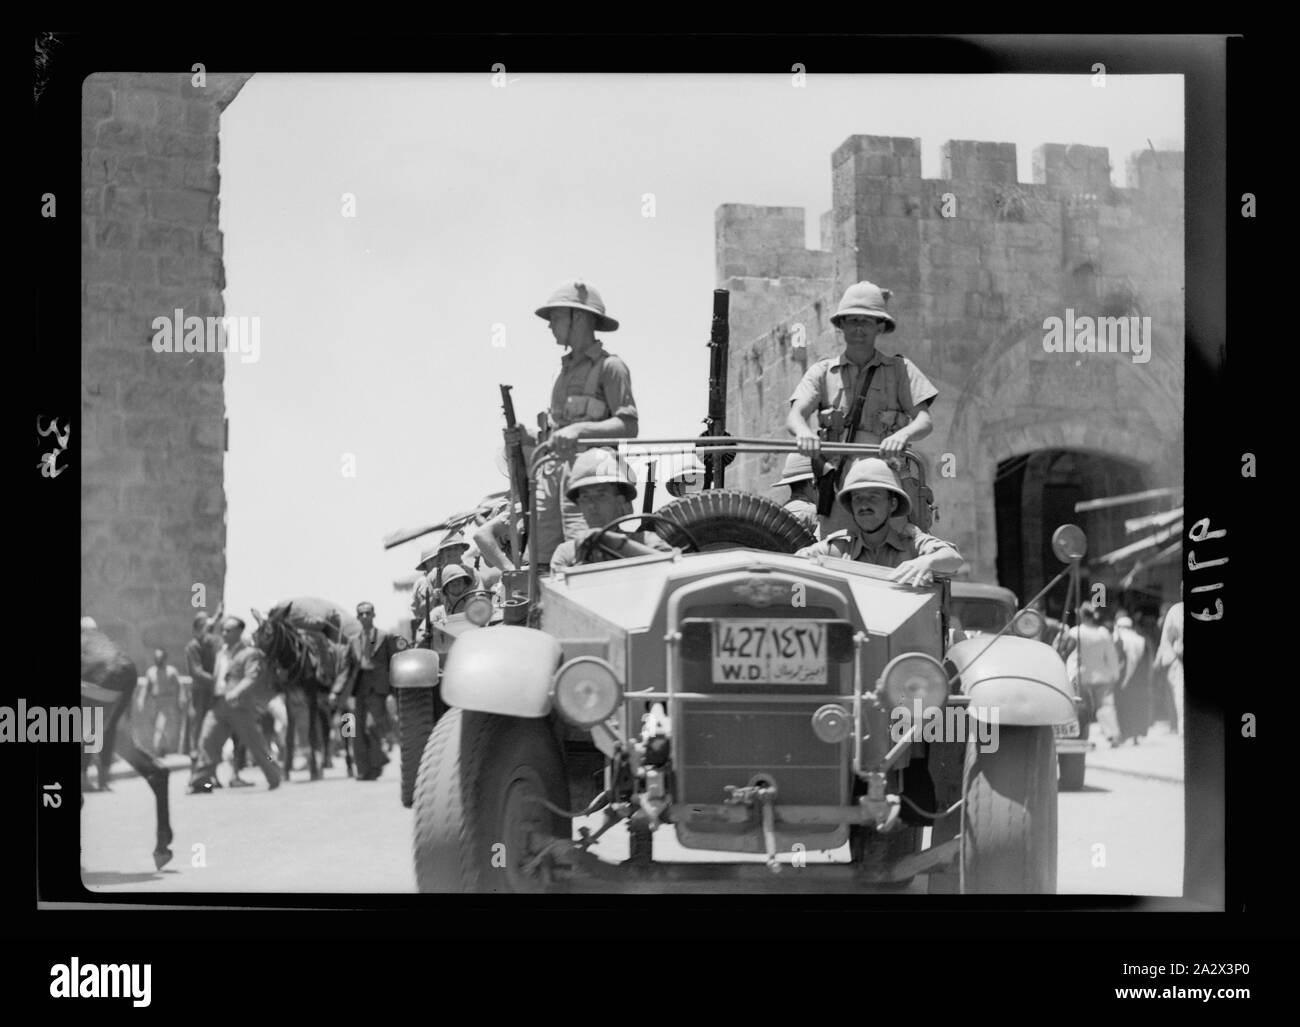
top-left (549, 447), bottom-right (673, 573)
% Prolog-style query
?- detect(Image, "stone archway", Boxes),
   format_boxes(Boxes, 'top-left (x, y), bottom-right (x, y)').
top-left (932, 320), bottom-right (1181, 586)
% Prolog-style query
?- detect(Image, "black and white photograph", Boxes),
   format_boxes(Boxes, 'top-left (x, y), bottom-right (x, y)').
top-left (63, 58), bottom-right (1205, 899)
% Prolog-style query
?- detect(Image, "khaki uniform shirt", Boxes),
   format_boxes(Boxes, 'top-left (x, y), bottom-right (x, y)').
top-left (549, 341), bottom-right (639, 429)
top-left (788, 350), bottom-right (938, 444)
top-left (795, 523), bottom-right (959, 569)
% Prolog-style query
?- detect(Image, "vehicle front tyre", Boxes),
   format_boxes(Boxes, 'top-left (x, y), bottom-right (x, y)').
top-left (412, 708), bottom-right (570, 893)
top-left (396, 686), bottom-right (436, 808)
top-left (1057, 752), bottom-right (1086, 792)
top-left (961, 725), bottom-right (1058, 894)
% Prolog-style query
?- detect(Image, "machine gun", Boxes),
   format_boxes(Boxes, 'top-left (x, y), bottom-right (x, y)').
top-left (701, 288), bottom-right (734, 488)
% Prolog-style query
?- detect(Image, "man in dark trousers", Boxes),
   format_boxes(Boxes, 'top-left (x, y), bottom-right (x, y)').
top-left (188, 616), bottom-right (282, 792)
top-left (350, 602), bottom-right (408, 781)
top-left (184, 611), bottom-right (219, 760)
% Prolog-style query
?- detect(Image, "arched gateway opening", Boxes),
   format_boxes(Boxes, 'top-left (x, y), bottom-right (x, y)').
top-left (994, 448), bottom-right (1162, 620)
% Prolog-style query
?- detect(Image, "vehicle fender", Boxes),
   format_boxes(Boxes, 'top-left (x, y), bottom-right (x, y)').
top-left (946, 635), bottom-right (1075, 726)
top-left (390, 648), bottom-right (439, 688)
top-left (441, 625), bottom-right (564, 717)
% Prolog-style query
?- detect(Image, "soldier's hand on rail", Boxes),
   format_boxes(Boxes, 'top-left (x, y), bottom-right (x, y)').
top-left (794, 430), bottom-right (821, 456)
top-left (879, 431), bottom-right (909, 457)
top-left (889, 557), bottom-right (935, 588)
top-left (549, 424), bottom-right (582, 460)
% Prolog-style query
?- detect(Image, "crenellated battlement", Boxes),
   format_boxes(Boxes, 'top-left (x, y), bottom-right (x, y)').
top-left (717, 132), bottom-right (1184, 588)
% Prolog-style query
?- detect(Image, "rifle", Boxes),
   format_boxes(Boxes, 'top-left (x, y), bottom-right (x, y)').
top-left (500, 385), bottom-right (529, 567)
top-left (643, 459), bottom-right (656, 514)
top-left (814, 362), bottom-right (880, 517)
top-left (701, 289), bottom-right (733, 488)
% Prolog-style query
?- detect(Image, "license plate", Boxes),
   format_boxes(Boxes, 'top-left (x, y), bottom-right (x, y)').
top-left (712, 620), bottom-right (827, 685)
top-left (1053, 721), bottom-right (1080, 739)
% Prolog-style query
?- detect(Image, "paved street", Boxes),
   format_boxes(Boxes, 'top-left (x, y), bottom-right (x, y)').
top-left (80, 727), bottom-right (1184, 895)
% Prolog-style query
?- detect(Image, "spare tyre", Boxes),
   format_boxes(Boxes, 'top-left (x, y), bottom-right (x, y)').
top-left (652, 489), bottom-right (815, 554)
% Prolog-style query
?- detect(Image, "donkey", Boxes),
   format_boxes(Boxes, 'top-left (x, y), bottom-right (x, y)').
top-left (251, 607), bottom-right (357, 781)
top-left (80, 627), bottom-right (173, 870)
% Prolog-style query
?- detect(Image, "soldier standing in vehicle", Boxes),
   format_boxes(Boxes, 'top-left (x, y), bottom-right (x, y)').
top-left (550, 448), bottom-right (672, 573)
top-left (526, 279), bottom-right (640, 568)
top-left (785, 281), bottom-right (938, 532)
top-left (772, 454), bottom-right (822, 539)
top-left (794, 458), bottom-right (961, 587)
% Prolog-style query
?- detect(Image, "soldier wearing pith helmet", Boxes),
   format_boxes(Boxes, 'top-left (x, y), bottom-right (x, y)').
top-left (521, 279), bottom-right (640, 568)
top-left (786, 280), bottom-right (938, 458)
top-left (772, 453), bottom-right (822, 539)
top-left (795, 458), bottom-right (961, 588)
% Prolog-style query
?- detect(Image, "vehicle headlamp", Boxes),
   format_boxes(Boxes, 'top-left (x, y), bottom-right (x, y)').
top-left (553, 657), bottom-right (623, 728)
top-left (1012, 608), bottom-right (1044, 639)
top-left (879, 652), bottom-right (949, 712)
top-left (464, 592), bottom-right (495, 627)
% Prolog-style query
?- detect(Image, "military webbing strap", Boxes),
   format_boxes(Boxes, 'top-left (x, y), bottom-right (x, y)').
top-left (842, 360), bottom-right (881, 445)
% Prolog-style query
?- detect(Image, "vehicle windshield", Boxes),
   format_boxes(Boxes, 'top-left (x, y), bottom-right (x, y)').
top-left (952, 598), bottom-right (1012, 634)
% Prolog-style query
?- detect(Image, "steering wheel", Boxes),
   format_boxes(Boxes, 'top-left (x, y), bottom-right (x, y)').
top-left (446, 587), bottom-right (492, 616)
top-left (581, 512), bottom-right (703, 562)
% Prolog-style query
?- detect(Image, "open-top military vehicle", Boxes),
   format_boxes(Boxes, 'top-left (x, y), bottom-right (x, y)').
top-left (391, 430), bottom-right (1091, 894)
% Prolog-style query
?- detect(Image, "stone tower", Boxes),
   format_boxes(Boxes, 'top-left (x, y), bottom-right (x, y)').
top-left (81, 71), bottom-right (252, 661)
top-left (719, 135), bottom-right (1183, 596)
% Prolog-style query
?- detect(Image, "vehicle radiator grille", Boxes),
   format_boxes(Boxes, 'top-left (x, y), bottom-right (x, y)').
top-left (675, 603), bottom-right (849, 808)
top-left (678, 701), bottom-right (847, 805)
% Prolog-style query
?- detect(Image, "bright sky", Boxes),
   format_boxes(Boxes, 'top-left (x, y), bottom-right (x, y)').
top-left (218, 73), bottom-right (1182, 631)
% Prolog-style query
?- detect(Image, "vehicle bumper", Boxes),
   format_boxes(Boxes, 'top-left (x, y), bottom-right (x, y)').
top-left (539, 836), bottom-right (960, 893)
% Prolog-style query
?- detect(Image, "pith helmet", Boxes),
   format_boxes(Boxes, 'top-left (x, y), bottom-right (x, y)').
top-left (438, 563), bottom-right (479, 590)
top-left (773, 454), bottom-right (816, 487)
top-left (535, 279), bottom-right (619, 332)
top-left (664, 452), bottom-right (707, 496)
top-left (836, 457), bottom-right (910, 517)
top-left (437, 530), bottom-right (470, 555)
top-left (565, 447), bottom-right (637, 502)
top-left (415, 544), bottom-right (440, 572)
top-left (830, 281), bottom-right (896, 332)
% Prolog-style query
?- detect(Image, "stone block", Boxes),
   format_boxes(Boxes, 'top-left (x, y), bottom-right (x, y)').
top-left (94, 219), bottom-right (134, 250)
top-left (103, 184), bottom-right (149, 220)
top-left (144, 128), bottom-right (216, 162)
top-left (96, 119), bottom-right (145, 153)
top-left (183, 161), bottom-right (220, 192)
top-left (83, 81), bottom-right (113, 120)
top-left (150, 189), bottom-right (215, 224)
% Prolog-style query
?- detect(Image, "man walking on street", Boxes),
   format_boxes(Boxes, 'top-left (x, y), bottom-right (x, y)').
top-left (1155, 598), bottom-right (1184, 735)
top-left (144, 648), bottom-right (183, 756)
top-left (348, 602), bottom-right (408, 781)
top-left (188, 617), bottom-right (282, 793)
top-left (1067, 602), bottom-right (1123, 747)
top-left (1112, 611), bottom-right (1152, 745)
top-left (184, 611), bottom-right (219, 759)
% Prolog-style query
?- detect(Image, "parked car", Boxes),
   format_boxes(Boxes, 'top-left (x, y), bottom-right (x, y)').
top-left (394, 439), bottom-right (1085, 893)
top-left (949, 582), bottom-right (1092, 790)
